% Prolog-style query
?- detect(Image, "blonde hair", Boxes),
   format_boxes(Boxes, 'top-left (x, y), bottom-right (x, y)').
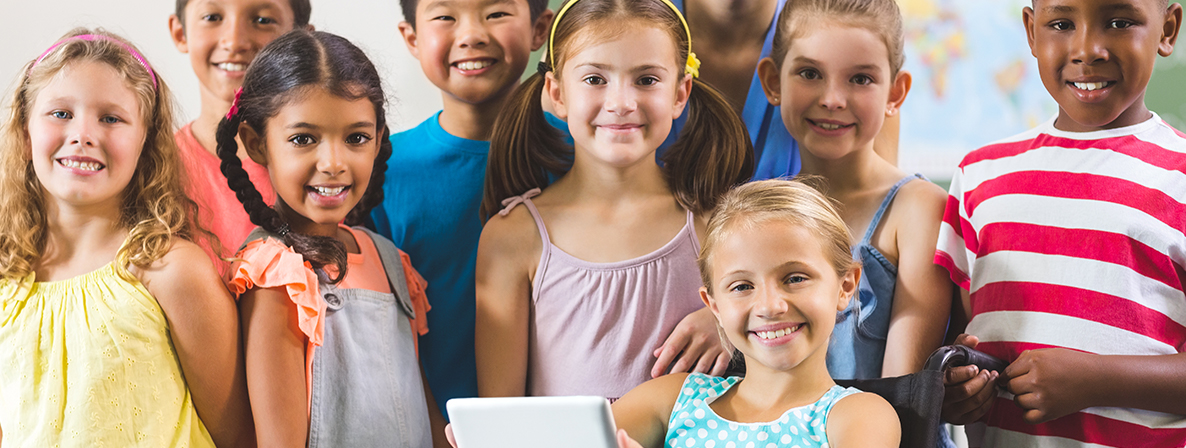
top-left (698, 179), bottom-right (858, 295)
top-left (770, 0), bottom-right (905, 75)
top-left (0, 28), bottom-right (205, 280)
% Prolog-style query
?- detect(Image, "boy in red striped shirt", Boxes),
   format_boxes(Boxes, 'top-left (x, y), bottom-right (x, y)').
top-left (936, 0), bottom-right (1186, 446)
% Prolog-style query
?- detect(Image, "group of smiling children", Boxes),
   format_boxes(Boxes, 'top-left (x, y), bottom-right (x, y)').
top-left (0, 0), bottom-right (1183, 447)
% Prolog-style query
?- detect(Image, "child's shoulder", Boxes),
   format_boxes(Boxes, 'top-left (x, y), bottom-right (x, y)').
top-left (825, 389), bottom-right (900, 447)
top-left (132, 238), bottom-right (229, 304)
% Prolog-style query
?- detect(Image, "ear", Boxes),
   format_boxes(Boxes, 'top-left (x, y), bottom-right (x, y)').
top-left (1159, 3), bottom-right (1182, 57)
top-left (168, 14), bottom-right (188, 53)
top-left (531, 9), bottom-right (555, 51)
top-left (837, 265), bottom-right (860, 312)
top-left (757, 57), bottom-right (782, 106)
top-left (700, 286), bottom-right (720, 318)
top-left (545, 71), bottom-right (567, 119)
top-left (238, 123), bottom-right (269, 166)
top-left (304, 23), bottom-right (316, 32)
top-left (672, 74), bottom-right (693, 117)
top-left (886, 70), bottom-right (912, 117)
top-left (1023, 6), bottom-right (1037, 58)
top-left (398, 21), bottom-right (420, 59)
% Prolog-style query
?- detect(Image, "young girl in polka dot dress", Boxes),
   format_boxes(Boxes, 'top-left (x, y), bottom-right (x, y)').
top-left (612, 180), bottom-right (900, 448)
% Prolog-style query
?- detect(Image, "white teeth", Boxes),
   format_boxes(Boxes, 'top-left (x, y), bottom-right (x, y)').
top-left (313, 186), bottom-right (345, 196)
top-left (755, 325), bottom-right (801, 340)
top-left (58, 159), bottom-right (102, 171)
top-left (1073, 82), bottom-right (1108, 91)
top-left (456, 60), bottom-right (493, 71)
top-left (817, 122), bottom-right (843, 131)
top-left (217, 63), bottom-right (248, 72)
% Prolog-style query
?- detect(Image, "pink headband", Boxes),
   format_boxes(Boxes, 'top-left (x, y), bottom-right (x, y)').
top-left (33, 34), bottom-right (158, 88)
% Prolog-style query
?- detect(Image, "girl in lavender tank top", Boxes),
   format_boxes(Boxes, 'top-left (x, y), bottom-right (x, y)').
top-left (475, 0), bottom-right (754, 401)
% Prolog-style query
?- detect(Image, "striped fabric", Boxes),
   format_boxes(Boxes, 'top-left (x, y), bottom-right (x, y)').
top-left (934, 114), bottom-right (1186, 447)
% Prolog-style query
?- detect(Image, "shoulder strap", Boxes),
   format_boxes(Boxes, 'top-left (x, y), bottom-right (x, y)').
top-left (239, 227), bottom-right (283, 253)
top-left (860, 173), bottom-right (926, 242)
top-left (357, 226), bottom-right (417, 320)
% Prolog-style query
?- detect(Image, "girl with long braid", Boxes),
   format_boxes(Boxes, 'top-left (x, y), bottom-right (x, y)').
top-left (216, 29), bottom-right (444, 447)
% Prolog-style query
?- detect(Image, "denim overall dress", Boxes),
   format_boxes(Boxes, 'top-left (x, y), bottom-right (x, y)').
top-left (243, 227), bottom-right (432, 448)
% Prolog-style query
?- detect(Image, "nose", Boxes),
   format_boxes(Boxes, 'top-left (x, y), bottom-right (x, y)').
top-left (604, 81), bottom-right (638, 116)
top-left (68, 120), bottom-right (97, 147)
top-left (754, 282), bottom-right (790, 319)
top-left (219, 14), bottom-right (254, 53)
top-left (316, 143), bottom-right (347, 176)
top-left (456, 16), bottom-right (490, 49)
top-left (1071, 24), bottom-right (1109, 65)
top-left (819, 79), bottom-right (847, 111)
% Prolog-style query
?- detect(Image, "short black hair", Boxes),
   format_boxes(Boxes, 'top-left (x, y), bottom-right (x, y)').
top-left (175, 0), bottom-right (312, 29)
top-left (1031, 0), bottom-right (1170, 10)
top-left (401, 0), bottom-right (549, 28)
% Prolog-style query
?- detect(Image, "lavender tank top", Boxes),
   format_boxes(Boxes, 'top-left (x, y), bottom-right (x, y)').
top-left (498, 189), bottom-right (705, 400)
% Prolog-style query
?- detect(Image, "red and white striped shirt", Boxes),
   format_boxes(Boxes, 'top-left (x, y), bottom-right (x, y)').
top-left (935, 114), bottom-right (1186, 448)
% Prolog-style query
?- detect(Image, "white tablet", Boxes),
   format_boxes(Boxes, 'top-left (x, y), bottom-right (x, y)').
top-left (447, 396), bottom-right (618, 448)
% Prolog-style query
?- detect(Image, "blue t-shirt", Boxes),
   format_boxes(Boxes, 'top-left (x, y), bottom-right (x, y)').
top-left (546, 0), bottom-right (799, 180)
top-left (370, 112), bottom-right (485, 413)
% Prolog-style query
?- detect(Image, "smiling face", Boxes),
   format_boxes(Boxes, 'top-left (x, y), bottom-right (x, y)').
top-left (171, 0), bottom-right (296, 105)
top-left (400, 0), bottom-right (549, 105)
top-left (28, 61), bottom-right (147, 210)
top-left (1024, 0), bottom-right (1179, 132)
top-left (547, 24), bottom-right (691, 169)
top-left (767, 22), bottom-right (898, 161)
top-left (702, 219), bottom-right (857, 373)
top-left (243, 87), bottom-right (380, 235)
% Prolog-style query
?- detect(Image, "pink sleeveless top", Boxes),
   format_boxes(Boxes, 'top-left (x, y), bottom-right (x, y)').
top-left (499, 189), bottom-right (705, 400)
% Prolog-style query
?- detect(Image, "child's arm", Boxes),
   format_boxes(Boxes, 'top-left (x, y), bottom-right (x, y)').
top-left (611, 373), bottom-right (686, 448)
top-left (941, 331), bottom-right (999, 425)
top-left (882, 181), bottom-right (952, 377)
top-left (651, 308), bottom-right (731, 378)
top-left (137, 240), bottom-right (255, 447)
top-left (1002, 350), bottom-right (1186, 423)
top-left (825, 392), bottom-right (900, 448)
top-left (239, 286), bottom-right (309, 447)
top-left (474, 208), bottom-right (542, 397)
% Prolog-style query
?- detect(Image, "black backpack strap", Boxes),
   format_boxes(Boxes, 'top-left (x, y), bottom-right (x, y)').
top-left (356, 227), bottom-right (417, 320)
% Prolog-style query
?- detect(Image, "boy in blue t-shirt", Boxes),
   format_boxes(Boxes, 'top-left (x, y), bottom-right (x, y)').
top-left (371, 0), bottom-right (554, 415)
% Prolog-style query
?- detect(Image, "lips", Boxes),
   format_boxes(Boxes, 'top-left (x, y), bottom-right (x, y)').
top-left (215, 62), bottom-right (249, 75)
top-left (749, 322), bottom-right (804, 346)
top-left (806, 118), bottom-right (854, 135)
top-left (452, 58), bottom-right (496, 73)
top-left (56, 156), bottom-right (105, 173)
top-left (1066, 78), bottom-right (1117, 102)
top-left (597, 123), bottom-right (643, 134)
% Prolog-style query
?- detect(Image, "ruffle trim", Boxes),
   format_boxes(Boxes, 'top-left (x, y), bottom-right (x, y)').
top-left (228, 238), bottom-right (325, 347)
top-left (398, 249), bottom-right (431, 337)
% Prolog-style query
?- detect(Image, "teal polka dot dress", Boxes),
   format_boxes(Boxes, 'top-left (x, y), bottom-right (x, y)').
top-left (664, 373), bottom-right (860, 448)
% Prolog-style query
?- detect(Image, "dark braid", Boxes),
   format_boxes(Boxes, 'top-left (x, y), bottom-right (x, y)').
top-left (216, 30), bottom-right (389, 284)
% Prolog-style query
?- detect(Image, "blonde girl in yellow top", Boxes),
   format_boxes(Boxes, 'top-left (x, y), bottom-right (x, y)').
top-left (0, 28), bottom-right (253, 447)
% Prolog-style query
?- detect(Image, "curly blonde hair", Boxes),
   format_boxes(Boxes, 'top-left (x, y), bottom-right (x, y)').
top-left (0, 28), bottom-right (207, 280)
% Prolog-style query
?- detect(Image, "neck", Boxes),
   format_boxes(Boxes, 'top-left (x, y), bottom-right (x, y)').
top-left (798, 144), bottom-right (890, 193)
top-left (438, 84), bottom-right (518, 141)
top-left (39, 196), bottom-right (128, 274)
top-left (733, 351), bottom-right (836, 411)
top-left (273, 200), bottom-right (340, 239)
top-left (684, 0), bottom-right (777, 46)
top-left (192, 88), bottom-right (234, 156)
top-left (554, 149), bottom-right (672, 206)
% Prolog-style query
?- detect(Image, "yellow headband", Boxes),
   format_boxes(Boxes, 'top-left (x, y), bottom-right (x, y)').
top-left (546, 0), bottom-right (701, 78)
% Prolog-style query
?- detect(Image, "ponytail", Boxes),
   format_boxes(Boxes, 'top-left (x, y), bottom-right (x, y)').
top-left (662, 78), bottom-right (754, 215)
top-left (216, 112), bottom-right (348, 283)
top-left (480, 72), bottom-right (572, 220)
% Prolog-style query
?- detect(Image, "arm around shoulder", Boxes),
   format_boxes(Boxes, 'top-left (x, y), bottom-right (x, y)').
top-left (474, 207), bottom-right (542, 397)
top-left (825, 392), bottom-right (900, 448)
top-left (137, 239), bottom-right (255, 447)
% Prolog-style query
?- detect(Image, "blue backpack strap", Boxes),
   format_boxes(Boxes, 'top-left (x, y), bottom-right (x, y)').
top-left (357, 226), bottom-right (417, 320)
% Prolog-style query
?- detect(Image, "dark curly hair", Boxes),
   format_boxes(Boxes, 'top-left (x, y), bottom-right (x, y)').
top-left (217, 30), bottom-right (391, 283)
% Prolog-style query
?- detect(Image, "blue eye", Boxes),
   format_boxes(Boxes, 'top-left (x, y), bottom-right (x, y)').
top-left (50, 111), bottom-right (72, 119)
top-left (729, 283), bottom-right (754, 293)
top-left (786, 274), bottom-right (807, 284)
top-left (100, 116), bottom-right (121, 124)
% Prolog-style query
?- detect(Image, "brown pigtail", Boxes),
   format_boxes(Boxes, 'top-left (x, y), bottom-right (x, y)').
top-left (661, 78), bottom-right (755, 215)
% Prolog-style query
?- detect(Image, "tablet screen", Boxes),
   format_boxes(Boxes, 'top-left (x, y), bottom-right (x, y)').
top-left (447, 396), bottom-right (618, 448)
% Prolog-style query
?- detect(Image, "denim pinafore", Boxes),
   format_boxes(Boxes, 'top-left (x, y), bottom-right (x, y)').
top-left (826, 174), bottom-right (925, 380)
top-left (243, 227), bottom-right (433, 448)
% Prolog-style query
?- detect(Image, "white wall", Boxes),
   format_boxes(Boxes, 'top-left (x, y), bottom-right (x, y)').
top-left (0, 0), bottom-right (443, 132)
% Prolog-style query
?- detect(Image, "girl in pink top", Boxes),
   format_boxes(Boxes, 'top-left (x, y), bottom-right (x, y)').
top-left (476, 0), bottom-right (754, 400)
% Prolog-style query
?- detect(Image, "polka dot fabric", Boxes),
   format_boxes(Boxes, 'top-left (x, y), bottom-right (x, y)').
top-left (663, 373), bottom-right (859, 448)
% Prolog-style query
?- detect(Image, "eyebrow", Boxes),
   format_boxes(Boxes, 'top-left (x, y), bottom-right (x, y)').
top-left (286, 121), bottom-right (376, 130)
top-left (574, 63), bottom-right (672, 73)
top-left (791, 56), bottom-right (883, 73)
top-left (423, 0), bottom-right (515, 10)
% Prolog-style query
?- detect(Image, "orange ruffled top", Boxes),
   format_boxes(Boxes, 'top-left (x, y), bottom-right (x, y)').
top-left (227, 226), bottom-right (429, 406)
